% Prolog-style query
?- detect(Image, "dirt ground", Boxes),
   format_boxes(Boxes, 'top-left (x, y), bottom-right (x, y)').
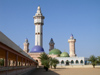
top-left (31, 68), bottom-right (100, 75)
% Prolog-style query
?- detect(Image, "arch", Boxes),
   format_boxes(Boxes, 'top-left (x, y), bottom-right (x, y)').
top-left (36, 60), bottom-right (38, 62)
top-left (75, 60), bottom-right (79, 64)
top-left (61, 60), bottom-right (64, 64)
top-left (71, 60), bottom-right (74, 64)
top-left (66, 60), bottom-right (69, 65)
top-left (36, 60), bottom-right (39, 65)
top-left (80, 60), bottom-right (83, 64)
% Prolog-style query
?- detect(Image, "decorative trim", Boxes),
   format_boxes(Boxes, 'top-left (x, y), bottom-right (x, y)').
top-left (35, 33), bottom-right (42, 35)
top-left (34, 23), bottom-right (43, 25)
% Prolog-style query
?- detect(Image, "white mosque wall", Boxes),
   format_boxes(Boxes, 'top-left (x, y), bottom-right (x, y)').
top-left (55, 57), bottom-right (87, 65)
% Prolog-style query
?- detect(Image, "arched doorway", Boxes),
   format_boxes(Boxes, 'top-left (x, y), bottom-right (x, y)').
top-left (71, 60), bottom-right (74, 64)
top-left (75, 60), bottom-right (79, 64)
top-left (36, 60), bottom-right (38, 62)
top-left (61, 60), bottom-right (64, 64)
top-left (36, 60), bottom-right (38, 65)
top-left (80, 60), bottom-right (83, 64)
top-left (66, 60), bottom-right (69, 65)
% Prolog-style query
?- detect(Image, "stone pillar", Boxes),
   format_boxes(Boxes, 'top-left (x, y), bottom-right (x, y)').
top-left (5, 51), bottom-right (8, 67)
top-left (25, 59), bottom-right (26, 66)
top-left (14, 61), bottom-right (15, 66)
top-left (21, 58), bottom-right (23, 66)
top-left (13, 60), bottom-right (14, 66)
top-left (16, 55), bottom-right (18, 66)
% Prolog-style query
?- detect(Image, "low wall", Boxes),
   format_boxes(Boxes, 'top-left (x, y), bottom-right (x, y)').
top-left (57, 65), bottom-right (100, 68)
top-left (0, 66), bottom-right (36, 75)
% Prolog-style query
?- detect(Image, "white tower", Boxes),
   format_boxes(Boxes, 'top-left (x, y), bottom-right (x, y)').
top-left (68, 34), bottom-right (76, 57)
top-left (23, 39), bottom-right (29, 53)
top-left (33, 6), bottom-right (45, 47)
top-left (49, 38), bottom-right (55, 51)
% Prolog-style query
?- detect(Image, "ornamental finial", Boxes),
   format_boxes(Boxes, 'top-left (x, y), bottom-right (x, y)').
top-left (70, 34), bottom-right (74, 39)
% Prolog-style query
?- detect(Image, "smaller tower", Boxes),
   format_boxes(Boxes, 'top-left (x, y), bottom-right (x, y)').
top-left (23, 39), bottom-right (29, 53)
top-left (68, 34), bottom-right (76, 57)
top-left (49, 38), bottom-right (55, 51)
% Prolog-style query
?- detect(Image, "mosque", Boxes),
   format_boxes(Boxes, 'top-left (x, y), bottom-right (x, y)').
top-left (23, 6), bottom-right (88, 66)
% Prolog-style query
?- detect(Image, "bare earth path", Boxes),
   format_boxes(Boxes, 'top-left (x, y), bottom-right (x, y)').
top-left (31, 68), bottom-right (100, 75)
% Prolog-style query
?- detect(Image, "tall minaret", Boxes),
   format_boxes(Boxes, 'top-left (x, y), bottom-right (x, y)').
top-left (23, 39), bottom-right (29, 53)
top-left (33, 6), bottom-right (45, 47)
top-left (68, 34), bottom-right (76, 57)
top-left (49, 38), bottom-right (55, 51)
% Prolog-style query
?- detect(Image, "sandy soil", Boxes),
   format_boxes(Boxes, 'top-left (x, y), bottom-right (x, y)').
top-left (31, 68), bottom-right (100, 75)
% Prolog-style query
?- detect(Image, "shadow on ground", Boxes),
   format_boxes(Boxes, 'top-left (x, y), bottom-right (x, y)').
top-left (30, 68), bottom-right (59, 75)
top-left (53, 68), bottom-right (66, 69)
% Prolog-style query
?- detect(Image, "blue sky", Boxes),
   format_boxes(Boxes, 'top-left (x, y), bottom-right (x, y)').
top-left (0, 0), bottom-right (100, 57)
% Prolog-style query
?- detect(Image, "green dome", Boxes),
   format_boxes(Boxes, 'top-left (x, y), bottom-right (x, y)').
top-left (60, 52), bottom-right (69, 57)
top-left (49, 49), bottom-right (61, 55)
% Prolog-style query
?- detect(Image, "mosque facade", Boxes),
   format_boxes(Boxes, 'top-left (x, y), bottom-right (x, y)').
top-left (23, 6), bottom-right (88, 66)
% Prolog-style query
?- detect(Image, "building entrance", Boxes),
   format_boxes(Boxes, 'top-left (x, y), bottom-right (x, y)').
top-left (66, 60), bottom-right (69, 65)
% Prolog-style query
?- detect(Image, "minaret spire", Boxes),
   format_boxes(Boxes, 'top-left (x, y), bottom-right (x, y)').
top-left (49, 38), bottom-right (55, 51)
top-left (37, 6), bottom-right (41, 13)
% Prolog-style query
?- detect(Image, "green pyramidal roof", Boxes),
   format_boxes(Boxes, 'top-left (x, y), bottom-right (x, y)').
top-left (60, 52), bottom-right (69, 57)
top-left (49, 49), bottom-right (61, 55)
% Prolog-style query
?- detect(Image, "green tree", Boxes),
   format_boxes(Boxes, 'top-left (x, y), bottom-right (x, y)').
top-left (49, 57), bottom-right (53, 68)
top-left (97, 56), bottom-right (100, 65)
top-left (57, 54), bottom-right (60, 57)
top-left (38, 53), bottom-right (50, 71)
top-left (88, 55), bottom-right (97, 68)
top-left (38, 53), bottom-right (59, 70)
top-left (0, 58), bottom-right (4, 66)
top-left (52, 58), bottom-right (59, 69)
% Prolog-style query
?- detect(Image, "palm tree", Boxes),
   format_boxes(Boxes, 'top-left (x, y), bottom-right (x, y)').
top-left (88, 55), bottom-right (97, 68)
top-left (52, 58), bottom-right (59, 69)
top-left (38, 53), bottom-right (59, 70)
top-left (38, 53), bottom-right (49, 62)
top-left (49, 57), bottom-right (53, 68)
top-left (38, 53), bottom-right (50, 71)
top-left (97, 56), bottom-right (100, 65)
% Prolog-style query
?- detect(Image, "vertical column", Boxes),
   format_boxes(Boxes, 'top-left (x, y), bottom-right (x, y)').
top-left (30, 61), bottom-right (31, 66)
top-left (3, 59), bottom-right (5, 66)
top-left (16, 55), bottom-right (18, 66)
top-left (9, 60), bottom-right (10, 66)
top-left (28, 60), bottom-right (29, 66)
top-left (21, 58), bottom-right (23, 66)
top-left (25, 59), bottom-right (26, 66)
top-left (27, 60), bottom-right (28, 66)
top-left (13, 60), bottom-right (14, 66)
top-left (5, 51), bottom-right (8, 67)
